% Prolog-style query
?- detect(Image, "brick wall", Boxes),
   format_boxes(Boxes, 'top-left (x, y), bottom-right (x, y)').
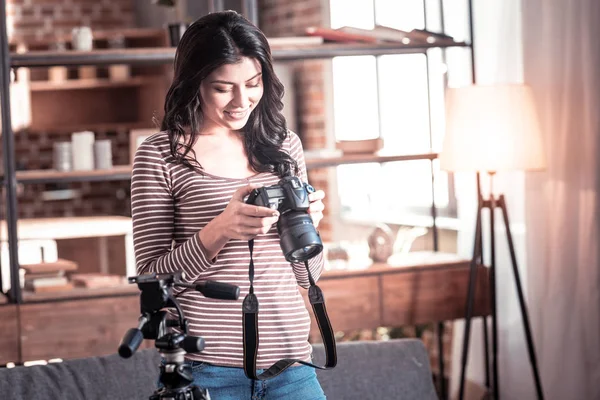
top-left (258, 0), bottom-right (333, 241)
top-left (7, 0), bottom-right (134, 44)
top-left (12, 128), bottom-right (132, 219)
top-left (5, 0), bottom-right (136, 218)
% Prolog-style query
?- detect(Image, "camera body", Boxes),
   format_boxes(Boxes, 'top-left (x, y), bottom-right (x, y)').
top-left (246, 176), bottom-right (323, 262)
top-left (246, 176), bottom-right (313, 214)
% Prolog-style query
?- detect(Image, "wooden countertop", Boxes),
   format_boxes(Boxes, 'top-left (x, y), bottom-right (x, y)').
top-left (0, 216), bottom-right (132, 240)
top-left (22, 284), bottom-right (139, 303)
top-left (322, 251), bottom-right (472, 278)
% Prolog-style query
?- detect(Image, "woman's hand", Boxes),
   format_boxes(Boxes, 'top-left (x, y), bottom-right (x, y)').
top-left (216, 184), bottom-right (280, 241)
top-left (200, 184), bottom-right (279, 260)
top-left (308, 189), bottom-right (326, 228)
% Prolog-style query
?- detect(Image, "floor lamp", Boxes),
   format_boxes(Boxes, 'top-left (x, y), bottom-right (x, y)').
top-left (439, 84), bottom-right (546, 400)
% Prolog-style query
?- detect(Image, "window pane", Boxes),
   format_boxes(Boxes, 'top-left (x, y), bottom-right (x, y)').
top-left (337, 160), bottom-right (449, 219)
top-left (378, 54), bottom-right (430, 154)
top-left (332, 56), bottom-right (380, 141)
top-left (446, 47), bottom-right (473, 87)
top-left (337, 163), bottom-right (381, 215)
top-left (330, 0), bottom-right (374, 29)
top-left (328, 0), bottom-right (467, 221)
top-left (375, 0), bottom-right (424, 31)
top-left (378, 160), bottom-right (448, 208)
top-left (427, 48), bottom-right (447, 151)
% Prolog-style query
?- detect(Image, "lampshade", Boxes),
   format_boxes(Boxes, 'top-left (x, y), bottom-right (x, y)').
top-left (440, 84), bottom-right (546, 172)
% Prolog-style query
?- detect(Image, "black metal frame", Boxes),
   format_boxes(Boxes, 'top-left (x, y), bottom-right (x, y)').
top-left (9, 41), bottom-right (470, 69)
top-left (0, 0), bottom-right (22, 303)
top-left (0, 14), bottom-right (477, 397)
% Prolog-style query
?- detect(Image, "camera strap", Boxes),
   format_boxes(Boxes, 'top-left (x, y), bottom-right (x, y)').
top-left (242, 239), bottom-right (337, 380)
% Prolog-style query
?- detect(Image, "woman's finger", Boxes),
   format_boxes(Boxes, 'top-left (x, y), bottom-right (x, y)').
top-left (310, 211), bottom-right (323, 227)
top-left (308, 190), bottom-right (325, 202)
top-left (238, 215), bottom-right (278, 228)
top-left (309, 201), bottom-right (325, 213)
top-left (239, 203), bottom-right (279, 217)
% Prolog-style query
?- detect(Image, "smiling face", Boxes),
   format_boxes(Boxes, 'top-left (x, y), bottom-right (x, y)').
top-left (199, 57), bottom-right (264, 135)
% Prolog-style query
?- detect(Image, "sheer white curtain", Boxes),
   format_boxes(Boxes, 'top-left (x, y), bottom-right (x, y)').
top-left (448, 1), bottom-right (536, 399)
top-left (522, 1), bottom-right (600, 399)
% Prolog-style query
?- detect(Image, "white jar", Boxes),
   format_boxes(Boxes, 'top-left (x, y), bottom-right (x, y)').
top-left (71, 131), bottom-right (95, 170)
top-left (71, 26), bottom-right (93, 51)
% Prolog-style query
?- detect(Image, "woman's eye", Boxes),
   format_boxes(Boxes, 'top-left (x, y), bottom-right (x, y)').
top-left (247, 80), bottom-right (262, 88)
top-left (215, 88), bottom-right (230, 93)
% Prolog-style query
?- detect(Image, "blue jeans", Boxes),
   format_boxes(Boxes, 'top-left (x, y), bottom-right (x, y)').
top-left (160, 361), bottom-right (326, 400)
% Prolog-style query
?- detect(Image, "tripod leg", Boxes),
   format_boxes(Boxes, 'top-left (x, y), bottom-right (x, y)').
top-left (437, 321), bottom-right (446, 400)
top-left (498, 195), bottom-right (545, 399)
top-left (483, 314), bottom-right (490, 390)
top-left (458, 201), bottom-right (483, 400)
top-left (489, 195), bottom-right (499, 400)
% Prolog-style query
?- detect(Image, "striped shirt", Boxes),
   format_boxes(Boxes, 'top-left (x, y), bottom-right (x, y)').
top-left (131, 130), bottom-right (324, 368)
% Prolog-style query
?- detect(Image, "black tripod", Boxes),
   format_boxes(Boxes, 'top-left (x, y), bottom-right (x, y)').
top-left (458, 172), bottom-right (544, 400)
top-left (119, 272), bottom-right (240, 400)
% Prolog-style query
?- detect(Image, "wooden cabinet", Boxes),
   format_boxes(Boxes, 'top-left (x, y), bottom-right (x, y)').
top-left (0, 288), bottom-right (155, 365)
top-left (0, 304), bottom-right (19, 365)
top-left (20, 295), bottom-right (141, 361)
top-left (304, 252), bottom-right (490, 340)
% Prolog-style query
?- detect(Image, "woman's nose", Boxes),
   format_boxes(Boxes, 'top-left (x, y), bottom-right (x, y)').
top-left (232, 86), bottom-right (251, 109)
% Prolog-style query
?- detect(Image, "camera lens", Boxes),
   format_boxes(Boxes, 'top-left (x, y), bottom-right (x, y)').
top-left (290, 245), bottom-right (322, 261)
top-left (277, 211), bottom-right (323, 262)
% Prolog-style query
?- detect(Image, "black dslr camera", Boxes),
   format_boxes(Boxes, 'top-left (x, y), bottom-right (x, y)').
top-left (246, 176), bottom-right (323, 262)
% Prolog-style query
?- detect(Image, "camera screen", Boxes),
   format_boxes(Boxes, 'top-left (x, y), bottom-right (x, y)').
top-left (267, 188), bottom-right (284, 197)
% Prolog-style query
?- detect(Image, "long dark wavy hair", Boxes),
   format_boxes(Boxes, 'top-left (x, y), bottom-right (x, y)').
top-left (160, 11), bottom-right (297, 178)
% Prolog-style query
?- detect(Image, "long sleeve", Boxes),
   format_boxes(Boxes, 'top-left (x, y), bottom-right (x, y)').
top-left (288, 131), bottom-right (325, 288)
top-left (130, 137), bottom-right (216, 284)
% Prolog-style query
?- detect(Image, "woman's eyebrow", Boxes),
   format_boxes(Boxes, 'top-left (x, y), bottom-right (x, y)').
top-left (210, 72), bottom-right (262, 85)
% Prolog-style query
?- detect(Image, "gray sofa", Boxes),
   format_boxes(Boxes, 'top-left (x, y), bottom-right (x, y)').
top-left (0, 339), bottom-right (438, 400)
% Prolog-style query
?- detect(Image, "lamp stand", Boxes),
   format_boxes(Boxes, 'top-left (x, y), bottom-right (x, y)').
top-left (458, 172), bottom-right (544, 400)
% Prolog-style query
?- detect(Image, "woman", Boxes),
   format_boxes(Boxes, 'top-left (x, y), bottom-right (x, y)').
top-left (131, 10), bottom-right (327, 400)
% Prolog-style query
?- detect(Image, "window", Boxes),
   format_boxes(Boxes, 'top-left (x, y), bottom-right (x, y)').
top-left (329, 0), bottom-right (472, 225)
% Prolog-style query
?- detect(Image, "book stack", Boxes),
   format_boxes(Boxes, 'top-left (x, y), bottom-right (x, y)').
top-left (70, 273), bottom-right (126, 289)
top-left (21, 259), bottom-right (78, 293)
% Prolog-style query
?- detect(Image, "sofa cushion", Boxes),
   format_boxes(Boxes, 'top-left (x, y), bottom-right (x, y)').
top-left (0, 339), bottom-right (437, 400)
top-left (313, 339), bottom-right (439, 400)
top-left (0, 349), bottom-right (161, 400)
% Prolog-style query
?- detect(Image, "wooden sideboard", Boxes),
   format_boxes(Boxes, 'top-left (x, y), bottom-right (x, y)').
top-left (0, 302), bottom-right (19, 365)
top-left (0, 286), bottom-right (144, 365)
top-left (0, 252), bottom-right (490, 365)
top-left (303, 252), bottom-right (490, 340)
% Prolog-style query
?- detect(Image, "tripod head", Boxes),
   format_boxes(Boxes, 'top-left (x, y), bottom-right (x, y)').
top-left (118, 271), bottom-right (240, 400)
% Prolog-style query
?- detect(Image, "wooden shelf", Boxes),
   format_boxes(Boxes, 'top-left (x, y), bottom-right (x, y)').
top-left (305, 151), bottom-right (438, 168)
top-left (273, 40), bottom-right (470, 61)
top-left (10, 41), bottom-right (471, 68)
top-left (321, 251), bottom-right (471, 279)
top-left (11, 48), bottom-right (176, 68)
top-left (14, 165), bottom-right (133, 184)
top-left (6, 152), bottom-right (440, 185)
top-left (29, 76), bottom-right (160, 92)
top-left (22, 284), bottom-right (138, 303)
top-left (25, 121), bottom-right (154, 134)
top-left (9, 28), bottom-right (166, 48)
top-left (0, 215), bottom-right (132, 241)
